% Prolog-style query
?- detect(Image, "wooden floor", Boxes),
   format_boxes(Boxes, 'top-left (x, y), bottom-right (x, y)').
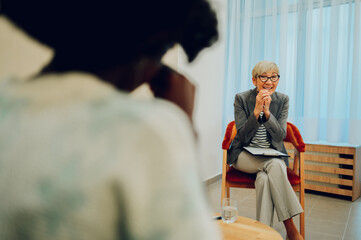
top-left (205, 180), bottom-right (361, 240)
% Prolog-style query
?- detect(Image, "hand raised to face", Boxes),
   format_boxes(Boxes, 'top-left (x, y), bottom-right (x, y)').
top-left (262, 91), bottom-right (272, 119)
top-left (254, 89), bottom-right (272, 119)
top-left (149, 65), bottom-right (195, 122)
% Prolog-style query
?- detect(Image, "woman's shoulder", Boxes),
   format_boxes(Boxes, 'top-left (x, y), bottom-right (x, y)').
top-left (235, 88), bottom-right (256, 99)
top-left (273, 91), bottom-right (289, 101)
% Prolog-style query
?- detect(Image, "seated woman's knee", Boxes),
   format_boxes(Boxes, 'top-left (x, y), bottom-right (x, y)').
top-left (266, 159), bottom-right (285, 172)
top-left (255, 172), bottom-right (268, 187)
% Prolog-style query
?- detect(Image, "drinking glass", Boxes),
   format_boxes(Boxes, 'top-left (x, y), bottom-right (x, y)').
top-left (221, 198), bottom-right (238, 223)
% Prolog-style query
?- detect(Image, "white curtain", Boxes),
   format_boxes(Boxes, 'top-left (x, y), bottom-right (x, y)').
top-left (223, 0), bottom-right (361, 145)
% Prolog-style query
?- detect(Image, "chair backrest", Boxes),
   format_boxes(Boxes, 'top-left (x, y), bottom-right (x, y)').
top-left (222, 121), bottom-right (305, 153)
top-left (222, 121), bottom-right (236, 150)
top-left (284, 122), bottom-right (305, 152)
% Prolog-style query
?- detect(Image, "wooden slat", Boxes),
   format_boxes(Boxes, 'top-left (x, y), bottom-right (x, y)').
top-left (305, 174), bottom-right (353, 186)
top-left (305, 144), bottom-right (355, 155)
top-left (305, 154), bottom-right (354, 165)
top-left (305, 184), bottom-right (353, 196)
top-left (284, 142), bottom-right (294, 149)
top-left (305, 164), bottom-right (353, 175)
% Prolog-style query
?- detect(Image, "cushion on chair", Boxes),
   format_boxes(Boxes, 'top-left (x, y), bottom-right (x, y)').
top-left (284, 122), bottom-right (306, 153)
top-left (226, 166), bottom-right (256, 184)
top-left (226, 166), bottom-right (300, 186)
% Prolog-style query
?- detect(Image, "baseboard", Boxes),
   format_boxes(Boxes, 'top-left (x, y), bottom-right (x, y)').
top-left (204, 173), bottom-right (222, 185)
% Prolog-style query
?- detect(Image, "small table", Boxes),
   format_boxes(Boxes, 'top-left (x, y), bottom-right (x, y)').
top-left (215, 214), bottom-right (283, 240)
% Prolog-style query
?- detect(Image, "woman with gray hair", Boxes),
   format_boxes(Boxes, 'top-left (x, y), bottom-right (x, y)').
top-left (228, 61), bottom-right (304, 240)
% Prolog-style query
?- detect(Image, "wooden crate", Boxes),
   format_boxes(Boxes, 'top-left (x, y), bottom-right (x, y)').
top-left (285, 142), bottom-right (361, 201)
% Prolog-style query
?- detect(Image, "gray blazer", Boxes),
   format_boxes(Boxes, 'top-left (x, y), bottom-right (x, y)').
top-left (228, 88), bottom-right (289, 166)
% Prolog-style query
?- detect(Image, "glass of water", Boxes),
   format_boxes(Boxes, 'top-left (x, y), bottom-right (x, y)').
top-left (221, 198), bottom-right (238, 223)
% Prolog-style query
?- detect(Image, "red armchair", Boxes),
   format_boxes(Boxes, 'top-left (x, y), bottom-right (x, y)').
top-left (221, 121), bottom-right (305, 238)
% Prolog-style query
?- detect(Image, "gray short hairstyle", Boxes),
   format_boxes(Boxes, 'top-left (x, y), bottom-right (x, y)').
top-left (252, 61), bottom-right (279, 78)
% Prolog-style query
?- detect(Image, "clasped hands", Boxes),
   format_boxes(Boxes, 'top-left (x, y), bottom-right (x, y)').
top-left (254, 89), bottom-right (271, 120)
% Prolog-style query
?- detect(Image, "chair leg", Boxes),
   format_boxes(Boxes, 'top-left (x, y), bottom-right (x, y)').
top-left (221, 180), bottom-right (226, 207)
top-left (300, 212), bottom-right (305, 238)
top-left (221, 181), bottom-right (227, 199)
top-left (221, 181), bottom-right (230, 209)
top-left (299, 187), bottom-right (305, 238)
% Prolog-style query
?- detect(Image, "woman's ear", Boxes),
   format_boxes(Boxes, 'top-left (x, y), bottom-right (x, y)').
top-left (252, 77), bottom-right (257, 86)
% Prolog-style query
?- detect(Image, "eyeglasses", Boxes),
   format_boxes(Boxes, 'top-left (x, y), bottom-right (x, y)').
top-left (257, 75), bottom-right (280, 82)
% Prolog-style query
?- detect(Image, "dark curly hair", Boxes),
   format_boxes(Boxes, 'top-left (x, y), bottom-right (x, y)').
top-left (1, 0), bottom-right (218, 72)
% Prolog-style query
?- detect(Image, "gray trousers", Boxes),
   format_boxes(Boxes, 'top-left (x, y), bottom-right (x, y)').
top-left (233, 150), bottom-right (303, 226)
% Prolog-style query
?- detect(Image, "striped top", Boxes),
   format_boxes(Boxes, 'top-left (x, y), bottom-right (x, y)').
top-left (249, 112), bottom-right (271, 148)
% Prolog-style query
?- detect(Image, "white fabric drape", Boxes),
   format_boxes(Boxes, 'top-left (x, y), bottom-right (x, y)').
top-left (224, 0), bottom-right (361, 145)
